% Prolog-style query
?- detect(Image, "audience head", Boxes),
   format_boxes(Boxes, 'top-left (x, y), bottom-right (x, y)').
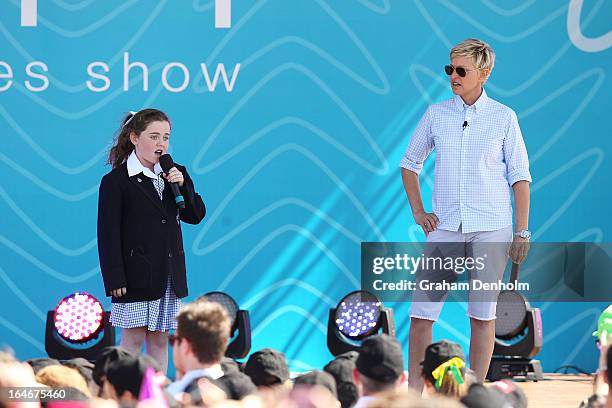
top-left (93, 346), bottom-right (133, 388)
top-left (173, 300), bottom-right (231, 373)
top-left (421, 340), bottom-right (467, 398)
top-left (354, 334), bottom-right (406, 396)
top-left (461, 384), bottom-right (527, 408)
top-left (294, 370), bottom-right (338, 401)
top-left (244, 348), bottom-right (290, 388)
top-left (35, 365), bottom-right (92, 398)
top-left (367, 389), bottom-right (464, 408)
top-left (62, 357), bottom-right (98, 396)
top-left (324, 351), bottom-right (359, 408)
top-left (103, 353), bottom-right (161, 404)
top-left (490, 380), bottom-right (527, 408)
top-left (26, 357), bottom-right (60, 375)
top-left (190, 371), bottom-right (257, 404)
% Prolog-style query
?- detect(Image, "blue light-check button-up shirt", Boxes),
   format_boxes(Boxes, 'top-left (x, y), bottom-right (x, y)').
top-left (400, 89), bottom-right (531, 234)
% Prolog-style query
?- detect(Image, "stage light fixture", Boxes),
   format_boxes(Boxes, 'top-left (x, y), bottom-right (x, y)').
top-left (54, 292), bottom-right (104, 343)
top-left (488, 264), bottom-right (543, 381)
top-left (327, 290), bottom-right (396, 356)
top-left (201, 291), bottom-right (251, 359)
top-left (45, 292), bottom-right (115, 361)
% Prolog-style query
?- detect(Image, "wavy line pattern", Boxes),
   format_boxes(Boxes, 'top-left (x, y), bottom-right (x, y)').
top-left (0, 0), bottom-right (610, 374)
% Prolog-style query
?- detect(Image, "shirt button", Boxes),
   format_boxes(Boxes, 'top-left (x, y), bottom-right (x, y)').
top-left (161, 219), bottom-right (167, 224)
top-left (168, 252), bottom-right (173, 258)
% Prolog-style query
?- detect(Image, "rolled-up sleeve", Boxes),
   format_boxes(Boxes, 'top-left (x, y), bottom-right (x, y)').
top-left (399, 106), bottom-right (434, 175)
top-left (503, 110), bottom-right (532, 186)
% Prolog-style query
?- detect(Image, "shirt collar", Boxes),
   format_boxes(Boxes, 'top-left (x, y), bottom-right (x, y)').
top-left (454, 87), bottom-right (489, 112)
top-left (166, 366), bottom-right (224, 397)
top-left (127, 150), bottom-right (163, 178)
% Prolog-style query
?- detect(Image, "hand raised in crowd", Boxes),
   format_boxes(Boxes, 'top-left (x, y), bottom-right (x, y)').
top-left (413, 211), bottom-right (439, 236)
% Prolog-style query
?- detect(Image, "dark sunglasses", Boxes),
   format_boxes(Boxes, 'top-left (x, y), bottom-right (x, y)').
top-left (168, 334), bottom-right (182, 346)
top-left (444, 64), bottom-right (480, 77)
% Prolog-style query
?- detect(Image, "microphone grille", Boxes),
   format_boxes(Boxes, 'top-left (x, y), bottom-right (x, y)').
top-left (159, 154), bottom-right (174, 172)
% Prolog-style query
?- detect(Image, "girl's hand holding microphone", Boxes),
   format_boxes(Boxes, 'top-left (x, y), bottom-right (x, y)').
top-left (163, 167), bottom-right (184, 186)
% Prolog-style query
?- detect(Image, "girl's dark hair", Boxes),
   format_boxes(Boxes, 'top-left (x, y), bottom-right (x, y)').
top-left (107, 108), bottom-right (171, 168)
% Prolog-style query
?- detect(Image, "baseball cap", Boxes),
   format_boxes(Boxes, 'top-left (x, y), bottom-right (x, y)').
top-left (190, 371), bottom-right (256, 403)
top-left (324, 351), bottom-right (358, 408)
top-left (294, 370), bottom-right (337, 398)
top-left (421, 340), bottom-right (466, 381)
top-left (356, 334), bottom-right (404, 383)
top-left (244, 348), bottom-right (289, 386)
top-left (460, 383), bottom-right (506, 408)
top-left (105, 353), bottom-right (147, 397)
top-left (491, 380), bottom-right (528, 408)
top-left (92, 346), bottom-right (133, 386)
top-left (27, 358), bottom-right (60, 374)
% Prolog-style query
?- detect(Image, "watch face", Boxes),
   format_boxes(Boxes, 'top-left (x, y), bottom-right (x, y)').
top-left (521, 230), bottom-right (531, 239)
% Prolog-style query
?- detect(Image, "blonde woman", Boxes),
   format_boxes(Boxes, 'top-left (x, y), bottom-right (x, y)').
top-left (400, 38), bottom-right (531, 389)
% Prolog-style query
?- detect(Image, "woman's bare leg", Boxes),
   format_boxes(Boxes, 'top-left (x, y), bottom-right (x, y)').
top-left (146, 330), bottom-right (169, 374)
top-left (119, 327), bottom-right (147, 355)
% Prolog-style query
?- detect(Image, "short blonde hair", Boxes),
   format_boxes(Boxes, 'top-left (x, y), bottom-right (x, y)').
top-left (35, 365), bottom-right (92, 397)
top-left (450, 38), bottom-right (495, 71)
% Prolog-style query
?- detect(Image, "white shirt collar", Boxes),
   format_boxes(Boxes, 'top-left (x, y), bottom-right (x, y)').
top-left (353, 396), bottom-right (377, 408)
top-left (126, 150), bottom-right (163, 178)
top-left (166, 365), bottom-right (224, 397)
top-left (454, 87), bottom-right (489, 112)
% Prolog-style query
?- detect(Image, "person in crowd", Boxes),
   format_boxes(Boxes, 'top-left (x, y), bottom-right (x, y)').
top-left (244, 348), bottom-right (291, 390)
top-left (420, 340), bottom-right (468, 399)
top-left (62, 358), bottom-right (98, 397)
top-left (102, 353), bottom-right (162, 406)
top-left (166, 300), bottom-right (230, 399)
top-left (98, 109), bottom-right (206, 372)
top-left (93, 346), bottom-right (134, 398)
top-left (294, 370), bottom-right (340, 406)
top-left (368, 389), bottom-right (464, 408)
top-left (324, 351), bottom-right (359, 408)
top-left (35, 365), bottom-right (92, 399)
top-left (352, 334), bottom-right (406, 408)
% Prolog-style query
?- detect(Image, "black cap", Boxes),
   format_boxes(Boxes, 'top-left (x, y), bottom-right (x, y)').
top-left (62, 358), bottom-right (95, 390)
top-left (460, 383), bottom-right (506, 408)
top-left (244, 348), bottom-right (289, 386)
top-left (105, 354), bottom-right (147, 397)
top-left (93, 346), bottom-right (133, 386)
top-left (421, 340), bottom-right (465, 380)
top-left (294, 370), bottom-right (337, 398)
top-left (189, 372), bottom-right (256, 403)
top-left (221, 357), bottom-right (243, 374)
top-left (491, 380), bottom-right (528, 408)
top-left (26, 358), bottom-right (60, 374)
top-left (324, 352), bottom-right (358, 408)
top-left (356, 334), bottom-right (404, 383)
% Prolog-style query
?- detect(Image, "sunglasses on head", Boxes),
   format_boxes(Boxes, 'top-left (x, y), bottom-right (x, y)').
top-left (444, 64), bottom-right (480, 77)
top-left (168, 334), bottom-right (182, 346)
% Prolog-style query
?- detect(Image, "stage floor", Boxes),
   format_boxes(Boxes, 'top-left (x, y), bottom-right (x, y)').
top-left (513, 374), bottom-right (595, 408)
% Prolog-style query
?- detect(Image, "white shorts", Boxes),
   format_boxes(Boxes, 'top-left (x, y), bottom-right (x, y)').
top-left (409, 225), bottom-right (513, 321)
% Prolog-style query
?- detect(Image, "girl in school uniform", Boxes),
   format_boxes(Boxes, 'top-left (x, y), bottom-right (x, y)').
top-left (97, 109), bottom-right (205, 372)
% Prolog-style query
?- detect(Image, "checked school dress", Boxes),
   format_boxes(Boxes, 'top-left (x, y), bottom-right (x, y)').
top-left (109, 156), bottom-right (181, 332)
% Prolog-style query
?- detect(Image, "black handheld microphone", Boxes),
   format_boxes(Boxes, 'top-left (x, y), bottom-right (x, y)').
top-left (462, 120), bottom-right (468, 130)
top-left (159, 154), bottom-right (186, 210)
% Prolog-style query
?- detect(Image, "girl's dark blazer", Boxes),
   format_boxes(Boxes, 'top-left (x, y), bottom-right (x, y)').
top-left (97, 161), bottom-right (205, 303)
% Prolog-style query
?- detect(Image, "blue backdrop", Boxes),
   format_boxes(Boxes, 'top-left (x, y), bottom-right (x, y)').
top-left (1, 0), bottom-right (610, 374)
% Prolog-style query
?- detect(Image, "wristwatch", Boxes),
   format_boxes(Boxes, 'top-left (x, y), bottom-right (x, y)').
top-left (514, 229), bottom-right (531, 240)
